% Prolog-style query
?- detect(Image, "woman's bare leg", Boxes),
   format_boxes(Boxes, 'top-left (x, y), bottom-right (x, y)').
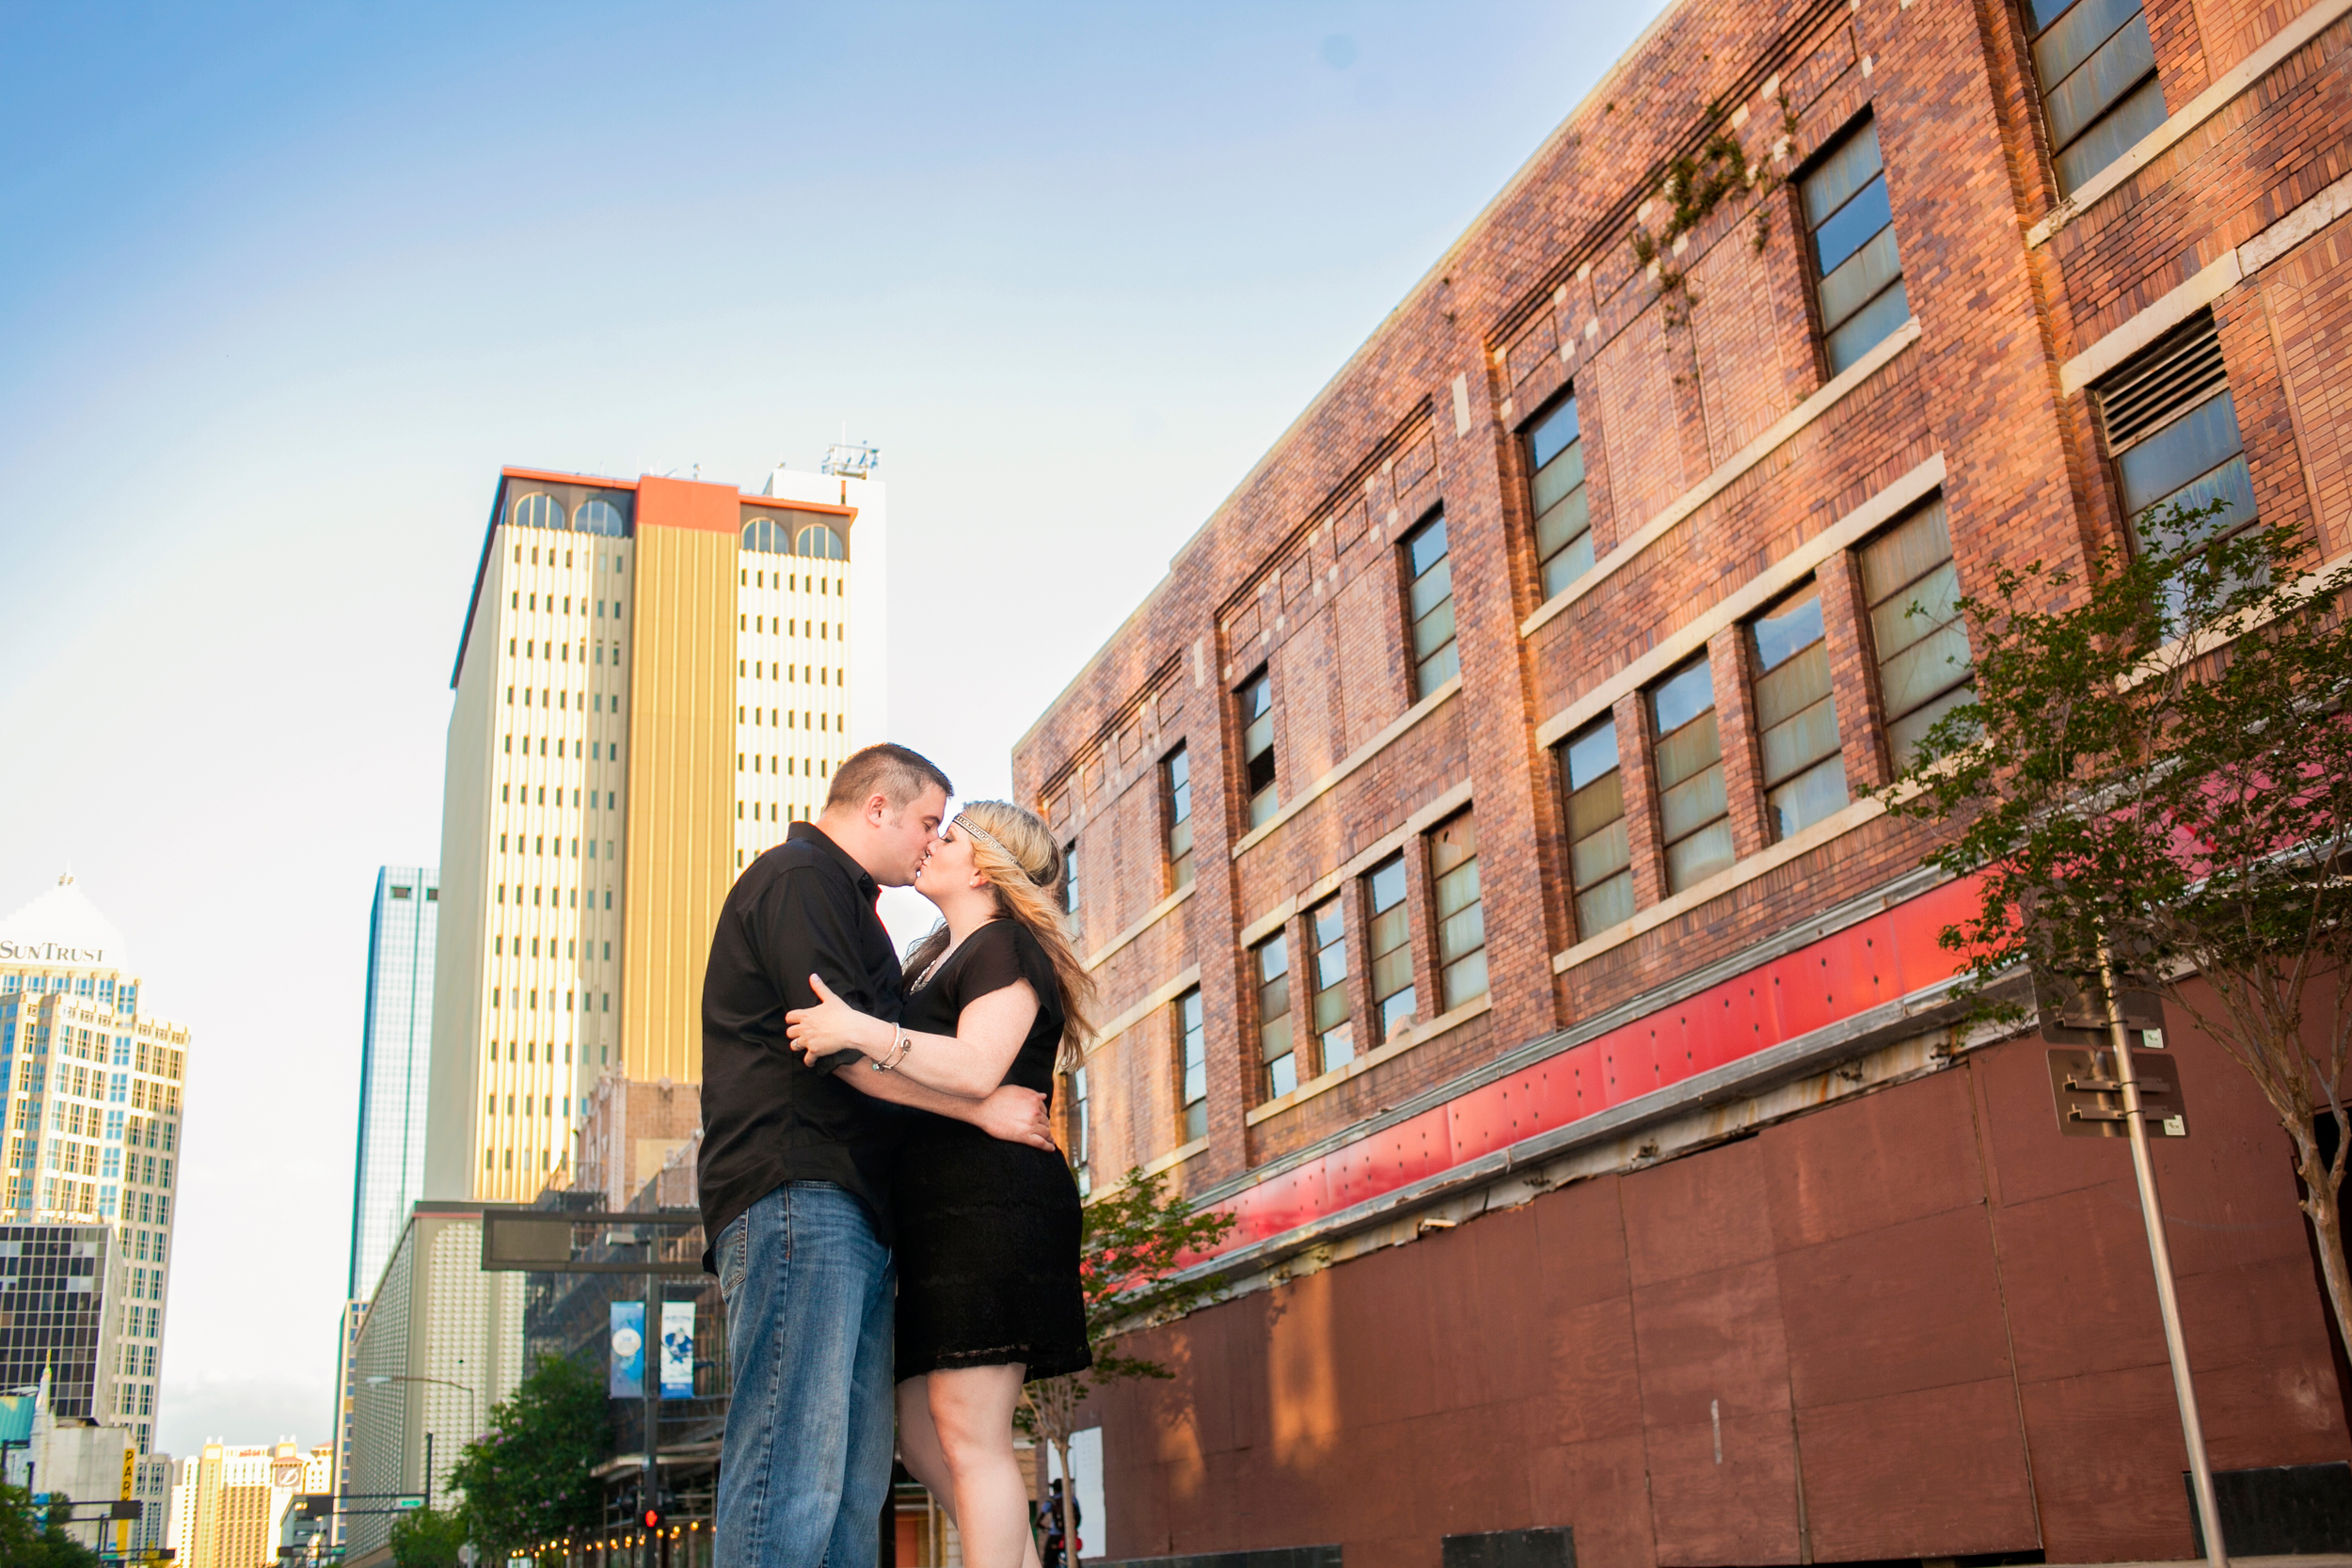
top-left (925, 1364), bottom-right (1036, 1568)
top-left (898, 1377), bottom-right (953, 1513)
top-left (899, 1373), bottom-right (1042, 1568)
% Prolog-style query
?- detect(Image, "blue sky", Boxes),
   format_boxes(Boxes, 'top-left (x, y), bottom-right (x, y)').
top-left (0, 1), bottom-right (1665, 1455)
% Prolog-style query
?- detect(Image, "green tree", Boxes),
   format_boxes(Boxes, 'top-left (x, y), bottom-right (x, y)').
top-left (0, 1483), bottom-right (103, 1568)
top-left (389, 1504), bottom-right (467, 1568)
top-left (1021, 1166), bottom-right (1236, 1561)
top-left (447, 1353), bottom-right (612, 1560)
top-left (1885, 512), bottom-right (2352, 1353)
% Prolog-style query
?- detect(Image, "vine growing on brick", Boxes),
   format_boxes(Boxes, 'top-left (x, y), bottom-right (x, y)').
top-left (1628, 94), bottom-right (1800, 328)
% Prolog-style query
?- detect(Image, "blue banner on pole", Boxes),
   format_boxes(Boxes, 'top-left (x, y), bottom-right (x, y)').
top-left (660, 1300), bottom-right (695, 1400)
top-left (610, 1300), bottom-right (644, 1399)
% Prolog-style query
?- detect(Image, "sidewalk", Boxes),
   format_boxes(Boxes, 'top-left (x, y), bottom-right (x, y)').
top-left (2045, 1558), bottom-right (2352, 1568)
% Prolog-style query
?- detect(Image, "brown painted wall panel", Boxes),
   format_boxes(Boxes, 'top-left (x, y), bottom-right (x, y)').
top-left (1632, 1259), bottom-right (1793, 1427)
top-left (1541, 1296), bottom-right (1646, 1446)
top-left (1994, 1181), bottom-right (2176, 1382)
top-left (1534, 1173), bottom-right (1636, 1309)
top-left (1527, 1435), bottom-right (1657, 1568)
top-left (1760, 1067), bottom-right (1987, 1248)
top-left (1777, 1206), bottom-right (2016, 1409)
top-left (1623, 1135), bottom-right (1778, 1285)
top-left (1645, 1412), bottom-right (1802, 1567)
top-left (1795, 1378), bottom-right (2039, 1560)
top-left (2020, 1364), bottom-right (2196, 1562)
top-left (2175, 1250), bottom-right (2352, 1466)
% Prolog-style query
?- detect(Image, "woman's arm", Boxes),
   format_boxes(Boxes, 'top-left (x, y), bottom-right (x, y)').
top-left (839, 1068), bottom-right (1059, 1150)
top-left (786, 972), bottom-right (1040, 1101)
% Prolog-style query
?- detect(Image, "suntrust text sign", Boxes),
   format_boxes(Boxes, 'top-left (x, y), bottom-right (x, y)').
top-left (0, 940), bottom-right (108, 965)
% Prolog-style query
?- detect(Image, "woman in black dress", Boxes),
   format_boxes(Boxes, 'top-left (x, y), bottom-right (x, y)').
top-left (786, 800), bottom-right (1096, 1568)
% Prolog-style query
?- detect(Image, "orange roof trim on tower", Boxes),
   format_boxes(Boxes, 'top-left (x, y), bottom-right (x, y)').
top-left (453, 466), bottom-right (860, 687)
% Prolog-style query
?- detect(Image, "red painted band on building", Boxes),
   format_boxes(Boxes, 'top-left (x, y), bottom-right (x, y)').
top-left (1195, 874), bottom-right (1985, 1258)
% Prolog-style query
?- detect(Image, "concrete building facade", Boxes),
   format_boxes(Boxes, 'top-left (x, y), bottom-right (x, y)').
top-left (3, 1379), bottom-right (144, 1556)
top-left (1014, 0), bottom-right (2352, 1559)
top-left (328, 1299), bottom-right (366, 1554)
top-left (340, 1202), bottom-right (526, 1566)
top-left (421, 455), bottom-right (883, 1208)
top-left (0, 876), bottom-right (188, 1452)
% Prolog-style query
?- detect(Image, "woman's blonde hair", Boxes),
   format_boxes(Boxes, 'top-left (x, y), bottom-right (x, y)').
top-left (905, 800), bottom-right (1098, 1069)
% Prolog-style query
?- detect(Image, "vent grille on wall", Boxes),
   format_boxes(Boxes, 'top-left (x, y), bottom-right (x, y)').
top-left (2099, 312), bottom-right (2227, 451)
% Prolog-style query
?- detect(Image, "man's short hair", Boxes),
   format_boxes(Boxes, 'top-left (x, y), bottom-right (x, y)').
top-left (826, 744), bottom-right (954, 816)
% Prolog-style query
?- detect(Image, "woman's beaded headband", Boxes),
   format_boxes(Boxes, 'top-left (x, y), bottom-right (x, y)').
top-left (953, 814), bottom-right (1054, 886)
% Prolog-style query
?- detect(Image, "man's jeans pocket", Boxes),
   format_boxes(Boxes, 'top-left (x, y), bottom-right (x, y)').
top-left (717, 1214), bottom-right (748, 1302)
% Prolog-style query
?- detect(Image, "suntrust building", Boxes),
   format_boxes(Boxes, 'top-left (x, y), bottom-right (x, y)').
top-left (1015, 0), bottom-right (2352, 1560)
top-left (0, 875), bottom-right (188, 1454)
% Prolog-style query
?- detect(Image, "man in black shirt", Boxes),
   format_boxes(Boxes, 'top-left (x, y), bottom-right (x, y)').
top-left (705, 743), bottom-right (1053, 1568)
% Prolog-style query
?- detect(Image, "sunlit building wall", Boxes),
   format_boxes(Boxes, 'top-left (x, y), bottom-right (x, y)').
top-left (421, 455), bottom-right (882, 1205)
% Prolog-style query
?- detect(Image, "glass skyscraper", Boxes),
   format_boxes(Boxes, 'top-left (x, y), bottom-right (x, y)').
top-left (348, 867), bottom-right (437, 1300)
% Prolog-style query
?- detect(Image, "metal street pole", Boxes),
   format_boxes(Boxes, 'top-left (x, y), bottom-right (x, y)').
top-left (2098, 936), bottom-right (2228, 1568)
top-left (366, 1374), bottom-right (476, 1520)
top-left (644, 1271), bottom-right (659, 1568)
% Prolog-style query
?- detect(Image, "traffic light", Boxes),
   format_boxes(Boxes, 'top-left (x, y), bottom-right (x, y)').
top-left (641, 1506), bottom-right (664, 1532)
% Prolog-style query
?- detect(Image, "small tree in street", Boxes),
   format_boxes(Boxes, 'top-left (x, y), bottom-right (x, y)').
top-left (389, 1505), bottom-right (467, 1568)
top-left (1885, 512), bottom-right (2352, 1354)
top-left (0, 1483), bottom-right (103, 1568)
top-left (447, 1352), bottom-right (612, 1560)
top-left (1021, 1166), bottom-right (1236, 1563)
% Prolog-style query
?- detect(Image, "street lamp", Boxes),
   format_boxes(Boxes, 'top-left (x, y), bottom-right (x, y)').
top-left (363, 1374), bottom-right (478, 1513)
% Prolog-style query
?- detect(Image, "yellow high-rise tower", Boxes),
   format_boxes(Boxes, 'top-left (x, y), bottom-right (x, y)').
top-left (421, 451), bottom-right (884, 1204)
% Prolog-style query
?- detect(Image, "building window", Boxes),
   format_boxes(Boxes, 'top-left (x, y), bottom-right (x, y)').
top-left (2099, 314), bottom-right (2255, 575)
top-left (577, 498), bottom-right (628, 536)
top-left (2028, 0), bottom-right (2164, 194)
top-left (1256, 933), bottom-right (1295, 1098)
top-left (1063, 840), bottom-right (1081, 915)
top-left (1803, 119), bottom-right (1909, 374)
top-left (1176, 989), bottom-right (1207, 1143)
top-left (1238, 669), bottom-right (1279, 828)
top-left (1164, 745), bottom-right (1195, 891)
top-left (797, 524), bottom-right (848, 561)
top-left (1429, 813), bottom-right (1487, 1011)
top-left (511, 492), bottom-right (566, 531)
top-left (1308, 897), bottom-right (1355, 1073)
top-left (1860, 497), bottom-right (1973, 768)
top-left (1560, 715), bottom-right (1634, 937)
top-left (1366, 856), bottom-right (1417, 1042)
top-left (1749, 582), bottom-right (1849, 840)
top-left (1527, 394), bottom-right (1593, 599)
top-left (1648, 655), bottom-right (1733, 893)
top-left (1070, 1067), bottom-right (1090, 1196)
top-left (1403, 514), bottom-right (1459, 695)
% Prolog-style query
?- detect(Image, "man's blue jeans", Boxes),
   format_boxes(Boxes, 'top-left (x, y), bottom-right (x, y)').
top-left (715, 1181), bottom-right (895, 1568)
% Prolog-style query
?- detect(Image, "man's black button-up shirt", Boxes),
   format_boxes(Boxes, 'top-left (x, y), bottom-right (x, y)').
top-left (698, 822), bottom-right (906, 1263)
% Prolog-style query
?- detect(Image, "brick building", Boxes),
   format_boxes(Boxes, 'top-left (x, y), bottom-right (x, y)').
top-left (1011, 0), bottom-right (2352, 1560)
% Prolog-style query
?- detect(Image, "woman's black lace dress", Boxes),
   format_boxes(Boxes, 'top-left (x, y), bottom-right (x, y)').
top-left (892, 919), bottom-right (1091, 1382)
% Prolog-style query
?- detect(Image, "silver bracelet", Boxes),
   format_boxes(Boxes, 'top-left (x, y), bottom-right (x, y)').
top-left (869, 1029), bottom-right (913, 1072)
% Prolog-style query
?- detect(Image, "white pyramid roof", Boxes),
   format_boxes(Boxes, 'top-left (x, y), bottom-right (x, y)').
top-left (0, 874), bottom-right (130, 971)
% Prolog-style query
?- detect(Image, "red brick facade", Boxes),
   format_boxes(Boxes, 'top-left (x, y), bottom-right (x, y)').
top-left (1012, 0), bottom-right (2352, 1557)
